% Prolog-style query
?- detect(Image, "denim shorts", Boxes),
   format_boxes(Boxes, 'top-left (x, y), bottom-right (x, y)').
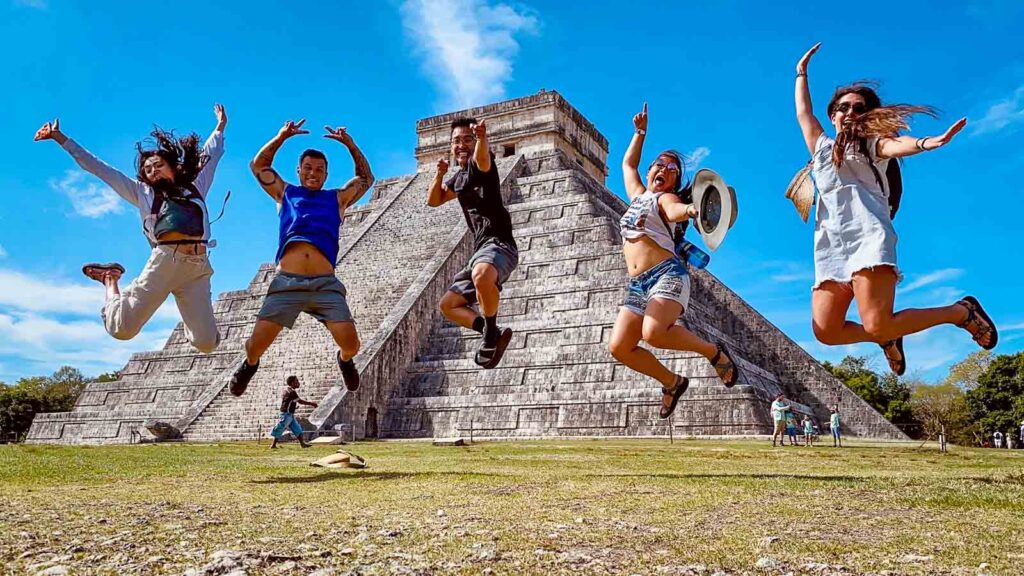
top-left (257, 271), bottom-right (353, 328)
top-left (622, 257), bottom-right (690, 316)
top-left (449, 239), bottom-right (519, 304)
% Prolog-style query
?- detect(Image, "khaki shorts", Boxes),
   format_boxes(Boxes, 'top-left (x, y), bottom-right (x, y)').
top-left (773, 419), bottom-right (787, 435)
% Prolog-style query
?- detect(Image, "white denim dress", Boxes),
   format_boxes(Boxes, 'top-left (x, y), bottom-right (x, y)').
top-left (810, 133), bottom-right (902, 289)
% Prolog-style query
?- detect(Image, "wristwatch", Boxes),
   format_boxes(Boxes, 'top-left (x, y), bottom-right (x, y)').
top-left (636, 129), bottom-right (646, 135)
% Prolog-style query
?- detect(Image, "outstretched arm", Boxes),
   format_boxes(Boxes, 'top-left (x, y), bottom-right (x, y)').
top-left (795, 43), bottom-right (826, 155)
top-left (472, 119), bottom-right (491, 173)
top-left (298, 398), bottom-right (318, 408)
top-left (250, 119), bottom-right (307, 202)
top-left (427, 155), bottom-right (456, 207)
top-left (876, 118), bottom-right (967, 159)
top-left (658, 193), bottom-right (698, 223)
top-left (622, 103), bottom-right (648, 200)
top-left (194, 103), bottom-right (228, 197)
top-left (34, 118), bottom-right (146, 208)
top-left (324, 126), bottom-right (375, 210)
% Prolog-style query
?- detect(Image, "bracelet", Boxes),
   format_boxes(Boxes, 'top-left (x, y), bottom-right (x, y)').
top-left (915, 137), bottom-right (929, 151)
top-left (636, 129), bottom-right (646, 135)
top-left (796, 72), bottom-right (807, 77)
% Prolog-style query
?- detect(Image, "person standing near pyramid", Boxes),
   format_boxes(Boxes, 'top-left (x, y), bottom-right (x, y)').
top-left (33, 104), bottom-right (228, 353)
top-left (608, 103), bottom-right (738, 420)
top-left (427, 117), bottom-right (518, 369)
top-left (229, 119), bottom-right (373, 396)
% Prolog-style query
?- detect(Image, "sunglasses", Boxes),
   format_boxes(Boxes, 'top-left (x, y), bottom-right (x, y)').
top-left (451, 136), bottom-right (477, 145)
top-left (653, 161), bottom-right (680, 173)
top-left (835, 102), bottom-right (867, 115)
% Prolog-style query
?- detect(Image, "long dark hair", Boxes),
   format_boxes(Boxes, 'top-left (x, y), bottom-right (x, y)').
top-left (826, 81), bottom-right (937, 168)
top-left (135, 127), bottom-right (207, 186)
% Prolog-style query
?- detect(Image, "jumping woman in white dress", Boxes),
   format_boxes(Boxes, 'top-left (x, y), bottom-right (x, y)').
top-left (795, 43), bottom-right (997, 374)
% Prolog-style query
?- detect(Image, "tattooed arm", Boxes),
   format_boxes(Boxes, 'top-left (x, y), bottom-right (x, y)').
top-left (324, 126), bottom-right (375, 210)
top-left (250, 119), bottom-right (308, 202)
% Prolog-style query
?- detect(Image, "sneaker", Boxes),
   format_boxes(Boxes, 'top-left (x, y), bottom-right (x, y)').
top-left (337, 352), bottom-right (359, 392)
top-left (229, 359), bottom-right (259, 396)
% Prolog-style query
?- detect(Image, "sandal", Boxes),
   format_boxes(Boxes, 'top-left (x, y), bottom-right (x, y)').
top-left (659, 375), bottom-right (689, 419)
top-left (956, 296), bottom-right (998, 350)
top-left (475, 327), bottom-right (513, 369)
top-left (710, 342), bottom-right (738, 388)
top-left (81, 262), bottom-right (125, 283)
top-left (880, 337), bottom-right (906, 376)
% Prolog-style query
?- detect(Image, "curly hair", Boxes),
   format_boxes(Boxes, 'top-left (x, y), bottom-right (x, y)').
top-left (827, 81), bottom-right (938, 168)
top-left (135, 127), bottom-right (208, 186)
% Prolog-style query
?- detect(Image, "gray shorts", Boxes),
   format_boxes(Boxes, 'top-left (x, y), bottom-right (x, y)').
top-left (257, 272), bottom-right (353, 328)
top-left (449, 240), bottom-right (519, 304)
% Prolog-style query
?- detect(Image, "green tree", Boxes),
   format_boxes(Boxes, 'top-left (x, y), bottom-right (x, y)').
top-left (944, 350), bottom-right (993, 391)
top-left (965, 352), bottom-right (1024, 440)
top-left (910, 380), bottom-right (975, 445)
top-left (823, 355), bottom-right (921, 433)
top-left (0, 366), bottom-right (91, 441)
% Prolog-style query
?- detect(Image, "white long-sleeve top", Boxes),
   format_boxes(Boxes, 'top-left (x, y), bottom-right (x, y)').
top-left (60, 130), bottom-right (224, 244)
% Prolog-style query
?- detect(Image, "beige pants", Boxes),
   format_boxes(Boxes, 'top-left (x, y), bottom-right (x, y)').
top-left (103, 245), bottom-right (220, 353)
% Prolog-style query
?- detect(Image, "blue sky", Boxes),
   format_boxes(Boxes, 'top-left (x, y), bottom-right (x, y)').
top-left (1, 0), bottom-right (1022, 384)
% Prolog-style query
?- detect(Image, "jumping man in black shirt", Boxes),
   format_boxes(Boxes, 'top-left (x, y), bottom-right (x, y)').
top-left (427, 118), bottom-right (518, 369)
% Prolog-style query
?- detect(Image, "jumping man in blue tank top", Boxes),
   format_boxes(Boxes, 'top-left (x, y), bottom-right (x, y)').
top-left (229, 119), bottom-right (374, 396)
top-left (427, 117), bottom-right (518, 369)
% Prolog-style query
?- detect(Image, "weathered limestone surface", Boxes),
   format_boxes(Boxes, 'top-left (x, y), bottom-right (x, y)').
top-left (27, 90), bottom-right (906, 444)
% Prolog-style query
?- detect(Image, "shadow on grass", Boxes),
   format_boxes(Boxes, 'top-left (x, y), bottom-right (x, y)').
top-left (586, 473), bottom-right (866, 482)
top-left (250, 471), bottom-right (509, 484)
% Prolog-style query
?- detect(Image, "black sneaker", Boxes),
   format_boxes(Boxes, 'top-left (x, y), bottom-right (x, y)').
top-left (229, 359), bottom-right (259, 396)
top-left (337, 352), bottom-right (359, 392)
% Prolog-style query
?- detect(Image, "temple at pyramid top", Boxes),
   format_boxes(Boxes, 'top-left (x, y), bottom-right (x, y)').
top-left (413, 90), bottom-right (609, 183)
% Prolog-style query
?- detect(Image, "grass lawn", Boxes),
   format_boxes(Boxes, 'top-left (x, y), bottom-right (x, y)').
top-left (1, 439), bottom-right (1022, 575)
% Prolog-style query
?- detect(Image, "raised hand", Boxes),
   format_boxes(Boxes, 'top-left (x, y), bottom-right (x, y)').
top-left (472, 119), bottom-right (487, 140)
top-left (796, 42), bottom-right (821, 74)
top-left (33, 118), bottom-right (63, 142)
top-left (277, 119), bottom-right (309, 140)
top-left (930, 117), bottom-right (967, 148)
top-left (214, 103), bottom-right (228, 131)
top-left (633, 102), bottom-right (648, 132)
top-left (437, 155), bottom-right (449, 176)
top-left (323, 125), bottom-right (354, 146)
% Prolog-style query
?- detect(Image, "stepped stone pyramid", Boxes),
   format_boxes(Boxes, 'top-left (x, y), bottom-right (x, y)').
top-left (28, 91), bottom-right (907, 444)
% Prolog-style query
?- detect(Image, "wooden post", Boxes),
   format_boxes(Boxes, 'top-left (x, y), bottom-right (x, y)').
top-left (469, 417), bottom-right (475, 445)
top-left (669, 413), bottom-right (674, 445)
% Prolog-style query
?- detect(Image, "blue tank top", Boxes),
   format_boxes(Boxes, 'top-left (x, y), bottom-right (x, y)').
top-left (275, 184), bottom-right (343, 265)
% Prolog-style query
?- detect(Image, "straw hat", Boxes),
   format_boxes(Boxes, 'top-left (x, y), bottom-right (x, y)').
top-left (785, 164), bottom-right (814, 223)
top-left (691, 169), bottom-right (738, 252)
top-left (310, 449), bottom-right (368, 469)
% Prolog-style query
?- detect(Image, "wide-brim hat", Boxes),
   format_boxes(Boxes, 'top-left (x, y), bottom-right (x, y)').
top-left (310, 449), bottom-right (368, 469)
top-left (785, 164), bottom-right (814, 223)
top-left (691, 169), bottom-right (738, 252)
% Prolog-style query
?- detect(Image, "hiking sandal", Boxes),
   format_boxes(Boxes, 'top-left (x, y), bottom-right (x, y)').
top-left (710, 342), bottom-right (738, 388)
top-left (880, 337), bottom-right (906, 376)
top-left (956, 296), bottom-right (998, 350)
top-left (659, 375), bottom-right (689, 419)
top-left (81, 262), bottom-right (125, 283)
top-left (475, 327), bottom-right (513, 369)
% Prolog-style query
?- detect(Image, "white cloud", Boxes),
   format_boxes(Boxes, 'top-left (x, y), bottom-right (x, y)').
top-left (1000, 322), bottom-right (1024, 332)
top-left (50, 170), bottom-right (125, 218)
top-left (686, 147), bottom-right (710, 170)
top-left (972, 86), bottom-right (1024, 136)
top-left (0, 267), bottom-right (182, 319)
top-left (401, 0), bottom-right (538, 110)
top-left (898, 268), bottom-right (964, 295)
top-left (0, 311), bottom-right (172, 382)
top-left (0, 244), bottom-right (7, 258)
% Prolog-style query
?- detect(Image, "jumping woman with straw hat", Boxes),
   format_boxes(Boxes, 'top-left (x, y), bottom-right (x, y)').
top-left (792, 43), bottom-right (998, 375)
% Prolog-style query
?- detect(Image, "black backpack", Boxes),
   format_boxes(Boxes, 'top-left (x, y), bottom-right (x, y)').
top-left (857, 138), bottom-right (903, 219)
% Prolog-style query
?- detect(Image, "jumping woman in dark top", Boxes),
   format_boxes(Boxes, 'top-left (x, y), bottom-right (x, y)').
top-left (608, 103), bottom-right (738, 419)
top-left (34, 104), bottom-right (228, 353)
